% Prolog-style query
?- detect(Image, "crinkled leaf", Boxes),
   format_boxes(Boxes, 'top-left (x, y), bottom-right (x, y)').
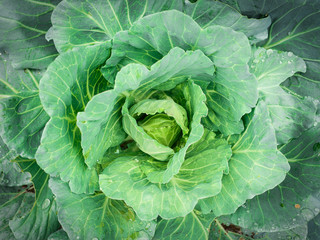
top-left (251, 47), bottom-right (317, 144)
top-left (104, 10), bottom-right (257, 135)
top-left (104, 10), bottom-right (251, 74)
top-left (130, 98), bottom-right (189, 135)
top-left (154, 210), bottom-right (215, 240)
top-left (122, 98), bottom-right (174, 161)
top-left (137, 80), bottom-right (208, 183)
top-left (0, 0), bottom-right (59, 69)
top-left (225, 126), bottom-right (320, 232)
top-left (49, 177), bottom-right (149, 240)
top-left (48, 0), bottom-right (183, 52)
top-left (221, 0), bottom-right (320, 100)
top-left (204, 65), bottom-right (257, 135)
top-left (199, 101), bottom-right (290, 217)
top-left (100, 130), bottom-right (231, 221)
top-left (8, 158), bottom-right (59, 240)
top-left (36, 44), bottom-right (110, 194)
top-left (185, 0), bottom-right (271, 43)
top-left (78, 47), bottom-right (212, 168)
top-left (0, 52), bottom-right (49, 159)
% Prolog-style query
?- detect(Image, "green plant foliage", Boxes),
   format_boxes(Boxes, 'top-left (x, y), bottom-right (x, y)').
top-left (0, 0), bottom-right (319, 239)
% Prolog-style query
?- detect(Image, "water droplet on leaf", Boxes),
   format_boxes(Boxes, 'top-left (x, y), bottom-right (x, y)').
top-left (266, 49), bottom-right (273, 56)
top-left (42, 199), bottom-right (51, 209)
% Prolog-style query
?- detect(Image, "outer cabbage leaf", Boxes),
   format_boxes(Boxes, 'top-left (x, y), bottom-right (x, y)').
top-left (0, 0), bottom-right (60, 69)
top-left (0, 134), bottom-right (17, 163)
top-left (0, 185), bottom-right (31, 239)
top-left (103, 10), bottom-right (257, 135)
top-left (47, 0), bottom-right (183, 52)
top-left (258, 225), bottom-right (308, 240)
top-left (1, 158), bottom-right (60, 240)
top-left (0, 135), bottom-right (30, 186)
top-left (269, 2), bottom-right (320, 102)
top-left (78, 47), bottom-right (213, 171)
top-left (36, 43), bottom-right (110, 194)
top-left (199, 101), bottom-right (290, 217)
top-left (220, 1), bottom-right (320, 100)
top-left (224, 126), bottom-right (320, 232)
top-left (185, 0), bottom-right (271, 43)
top-left (0, 52), bottom-right (49, 159)
top-left (49, 178), bottom-right (150, 240)
top-left (208, 218), bottom-right (251, 240)
top-left (154, 210), bottom-right (215, 240)
top-left (251, 47), bottom-right (317, 144)
top-left (100, 129), bottom-right (231, 221)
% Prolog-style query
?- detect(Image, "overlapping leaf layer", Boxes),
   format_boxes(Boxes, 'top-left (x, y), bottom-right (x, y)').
top-left (0, 0), bottom-right (319, 239)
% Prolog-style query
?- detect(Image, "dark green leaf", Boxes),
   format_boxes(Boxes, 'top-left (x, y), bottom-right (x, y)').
top-left (49, 178), bottom-right (149, 240)
top-left (0, 0), bottom-right (59, 69)
top-left (0, 52), bottom-right (49, 158)
top-left (185, 0), bottom-right (271, 43)
top-left (308, 213), bottom-right (320, 240)
top-left (4, 158), bottom-right (59, 240)
top-left (251, 47), bottom-right (317, 144)
top-left (0, 186), bottom-right (31, 239)
top-left (226, 126), bottom-right (320, 232)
